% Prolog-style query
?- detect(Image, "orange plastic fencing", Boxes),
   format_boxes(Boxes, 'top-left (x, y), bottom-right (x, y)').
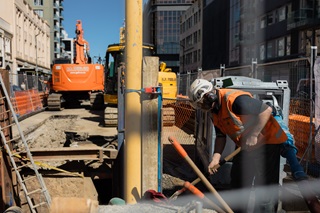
top-left (288, 96), bottom-right (320, 177)
top-left (11, 89), bottom-right (43, 118)
top-left (162, 98), bottom-right (195, 146)
top-left (289, 114), bottom-right (315, 161)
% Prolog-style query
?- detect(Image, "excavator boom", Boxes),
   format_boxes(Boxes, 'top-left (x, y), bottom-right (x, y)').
top-left (48, 20), bottom-right (104, 111)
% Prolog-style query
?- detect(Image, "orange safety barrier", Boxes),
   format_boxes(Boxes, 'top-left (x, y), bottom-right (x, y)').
top-left (10, 97), bottom-right (20, 117)
top-left (11, 89), bottom-right (43, 117)
top-left (30, 89), bottom-right (43, 110)
top-left (289, 114), bottom-right (315, 161)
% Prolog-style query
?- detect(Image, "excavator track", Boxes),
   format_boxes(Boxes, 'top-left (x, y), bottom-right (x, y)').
top-left (104, 106), bottom-right (118, 127)
top-left (103, 107), bottom-right (175, 127)
top-left (90, 92), bottom-right (104, 110)
top-left (47, 93), bottom-right (63, 111)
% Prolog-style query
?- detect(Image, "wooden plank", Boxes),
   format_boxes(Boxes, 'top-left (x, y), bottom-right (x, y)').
top-left (19, 147), bottom-right (118, 161)
top-left (141, 56), bottom-right (160, 193)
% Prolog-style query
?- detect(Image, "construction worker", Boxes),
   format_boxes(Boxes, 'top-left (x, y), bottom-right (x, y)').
top-left (189, 78), bottom-right (288, 213)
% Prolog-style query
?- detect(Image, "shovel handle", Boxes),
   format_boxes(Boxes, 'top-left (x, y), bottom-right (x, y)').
top-left (168, 136), bottom-right (188, 158)
top-left (211, 147), bottom-right (241, 170)
top-left (184, 181), bottom-right (225, 213)
top-left (168, 136), bottom-right (233, 213)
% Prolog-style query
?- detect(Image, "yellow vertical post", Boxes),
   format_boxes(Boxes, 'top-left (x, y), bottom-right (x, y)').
top-left (124, 0), bottom-right (143, 204)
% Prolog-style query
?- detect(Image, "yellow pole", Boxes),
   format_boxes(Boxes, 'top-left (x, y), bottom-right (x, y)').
top-left (124, 0), bottom-right (143, 203)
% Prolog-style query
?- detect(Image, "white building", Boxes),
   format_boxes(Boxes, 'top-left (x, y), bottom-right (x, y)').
top-left (0, 0), bottom-right (51, 85)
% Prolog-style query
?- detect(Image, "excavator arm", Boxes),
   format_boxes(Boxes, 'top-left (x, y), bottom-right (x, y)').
top-left (74, 20), bottom-right (90, 64)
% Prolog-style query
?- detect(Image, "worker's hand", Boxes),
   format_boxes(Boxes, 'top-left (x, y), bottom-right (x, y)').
top-left (208, 154), bottom-right (221, 175)
top-left (245, 135), bottom-right (258, 146)
top-left (242, 135), bottom-right (259, 151)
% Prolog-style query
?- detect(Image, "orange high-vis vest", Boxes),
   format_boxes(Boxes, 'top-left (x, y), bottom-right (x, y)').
top-left (212, 89), bottom-right (287, 147)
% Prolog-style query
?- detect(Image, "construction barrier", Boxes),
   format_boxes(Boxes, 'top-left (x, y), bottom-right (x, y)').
top-left (10, 89), bottom-right (44, 118)
top-left (289, 114), bottom-right (315, 161)
top-left (162, 98), bottom-right (196, 147)
top-left (288, 92), bottom-right (319, 177)
top-left (9, 73), bottom-right (50, 118)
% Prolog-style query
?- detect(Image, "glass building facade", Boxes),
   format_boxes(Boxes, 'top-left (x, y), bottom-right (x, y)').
top-left (144, 0), bottom-right (194, 72)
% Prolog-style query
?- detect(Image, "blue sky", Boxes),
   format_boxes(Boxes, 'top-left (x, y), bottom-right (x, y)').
top-left (63, 0), bottom-right (126, 61)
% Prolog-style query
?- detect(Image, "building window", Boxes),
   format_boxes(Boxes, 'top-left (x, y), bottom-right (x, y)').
top-left (267, 41), bottom-right (274, 59)
top-left (4, 38), bottom-right (11, 54)
top-left (286, 35), bottom-right (291, 56)
top-left (34, 9), bottom-right (43, 17)
top-left (193, 50), bottom-right (197, 63)
top-left (278, 6), bottom-right (286, 22)
top-left (277, 37), bottom-right (285, 57)
top-left (267, 12), bottom-right (274, 25)
top-left (260, 16), bottom-right (266, 28)
top-left (34, 0), bottom-right (43, 6)
top-left (260, 44), bottom-right (265, 61)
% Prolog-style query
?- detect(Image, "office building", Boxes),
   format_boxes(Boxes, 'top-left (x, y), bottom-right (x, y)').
top-left (179, 0), bottom-right (202, 73)
top-left (201, 0), bottom-right (320, 92)
top-left (144, 0), bottom-right (195, 73)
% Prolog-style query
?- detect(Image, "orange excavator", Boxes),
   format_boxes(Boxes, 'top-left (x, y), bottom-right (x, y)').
top-left (47, 20), bottom-right (104, 110)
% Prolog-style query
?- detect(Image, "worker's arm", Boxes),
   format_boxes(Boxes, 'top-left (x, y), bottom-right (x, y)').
top-left (232, 95), bottom-right (271, 147)
top-left (242, 106), bottom-right (272, 146)
top-left (208, 130), bottom-right (226, 174)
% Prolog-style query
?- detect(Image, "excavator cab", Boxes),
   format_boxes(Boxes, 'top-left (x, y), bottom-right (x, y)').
top-left (104, 44), bottom-right (125, 107)
top-left (103, 43), bottom-right (155, 126)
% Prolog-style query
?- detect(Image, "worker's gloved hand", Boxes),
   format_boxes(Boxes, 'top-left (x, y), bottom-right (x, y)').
top-left (208, 154), bottom-right (221, 175)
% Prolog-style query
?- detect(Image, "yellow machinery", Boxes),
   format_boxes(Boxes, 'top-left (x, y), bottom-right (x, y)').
top-left (103, 43), bottom-right (176, 126)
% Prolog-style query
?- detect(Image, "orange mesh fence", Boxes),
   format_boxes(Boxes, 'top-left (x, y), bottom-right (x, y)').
top-left (11, 89), bottom-right (43, 118)
top-left (162, 98), bottom-right (195, 146)
top-left (13, 91), bottom-right (30, 117)
top-left (289, 114), bottom-right (315, 161)
top-left (10, 97), bottom-right (20, 118)
top-left (30, 89), bottom-right (43, 111)
top-left (289, 96), bottom-right (319, 177)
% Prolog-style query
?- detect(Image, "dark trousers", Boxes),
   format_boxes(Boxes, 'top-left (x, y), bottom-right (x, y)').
top-left (228, 144), bottom-right (281, 213)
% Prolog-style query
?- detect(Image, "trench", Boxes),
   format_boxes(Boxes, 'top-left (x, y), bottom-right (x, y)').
top-left (17, 114), bottom-right (116, 207)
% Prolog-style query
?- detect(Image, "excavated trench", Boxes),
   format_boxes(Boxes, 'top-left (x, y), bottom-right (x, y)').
top-left (15, 112), bottom-right (197, 212)
top-left (15, 114), bottom-right (117, 212)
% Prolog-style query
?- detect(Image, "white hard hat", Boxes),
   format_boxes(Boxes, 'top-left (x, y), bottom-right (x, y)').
top-left (189, 79), bottom-right (213, 108)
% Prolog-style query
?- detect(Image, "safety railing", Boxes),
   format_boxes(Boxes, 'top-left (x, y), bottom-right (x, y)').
top-left (176, 67), bottom-right (320, 178)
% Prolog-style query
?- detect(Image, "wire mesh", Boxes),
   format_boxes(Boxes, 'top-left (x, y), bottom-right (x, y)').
top-left (162, 98), bottom-right (195, 146)
top-left (177, 63), bottom-right (320, 178)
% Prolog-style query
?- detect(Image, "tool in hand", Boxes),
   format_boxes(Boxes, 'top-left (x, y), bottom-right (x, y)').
top-left (168, 136), bottom-right (234, 213)
top-left (170, 146), bottom-right (241, 200)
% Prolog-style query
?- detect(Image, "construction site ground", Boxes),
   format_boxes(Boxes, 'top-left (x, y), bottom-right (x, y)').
top-left (11, 104), bottom-right (214, 212)
top-left (11, 103), bottom-right (319, 212)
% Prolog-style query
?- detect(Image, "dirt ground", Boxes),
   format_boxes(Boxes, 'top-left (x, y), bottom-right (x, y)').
top-left (13, 107), bottom-right (207, 212)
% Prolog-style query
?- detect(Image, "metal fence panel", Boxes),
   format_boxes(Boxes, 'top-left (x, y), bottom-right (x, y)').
top-left (176, 59), bottom-right (319, 178)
